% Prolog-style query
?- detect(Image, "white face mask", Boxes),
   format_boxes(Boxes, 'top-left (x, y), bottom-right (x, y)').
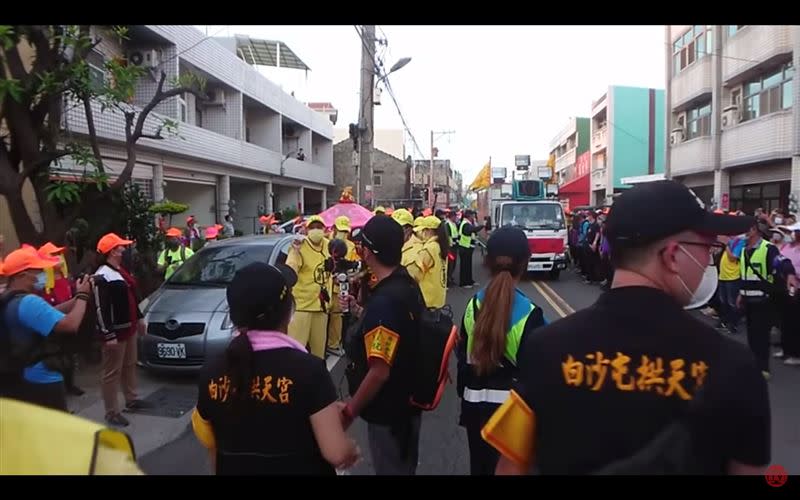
top-left (676, 245), bottom-right (718, 310)
top-left (774, 217), bottom-right (784, 225)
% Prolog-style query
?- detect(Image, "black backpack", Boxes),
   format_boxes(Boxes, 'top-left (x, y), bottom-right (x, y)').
top-left (0, 291), bottom-right (69, 384)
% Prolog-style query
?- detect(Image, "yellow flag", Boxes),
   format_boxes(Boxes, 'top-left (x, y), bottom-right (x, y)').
top-left (469, 162), bottom-right (491, 191)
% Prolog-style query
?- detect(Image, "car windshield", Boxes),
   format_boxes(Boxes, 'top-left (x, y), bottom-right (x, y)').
top-left (167, 244), bottom-right (273, 286)
top-left (501, 204), bottom-right (565, 230)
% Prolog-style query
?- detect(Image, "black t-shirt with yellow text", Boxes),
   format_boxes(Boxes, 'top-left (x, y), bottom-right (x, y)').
top-left (196, 348), bottom-right (338, 475)
top-left (495, 286), bottom-right (770, 474)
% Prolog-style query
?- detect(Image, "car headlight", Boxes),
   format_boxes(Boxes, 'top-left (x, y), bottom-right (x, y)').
top-left (221, 313), bottom-right (234, 330)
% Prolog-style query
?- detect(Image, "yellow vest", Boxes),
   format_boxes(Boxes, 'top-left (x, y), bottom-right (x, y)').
top-left (0, 398), bottom-right (141, 475)
top-left (158, 246), bottom-right (194, 279)
top-left (719, 250), bottom-right (740, 281)
top-left (417, 238), bottom-right (447, 308)
top-left (286, 238), bottom-right (330, 312)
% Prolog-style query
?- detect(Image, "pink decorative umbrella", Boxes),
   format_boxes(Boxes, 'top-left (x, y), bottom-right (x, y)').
top-left (318, 187), bottom-right (374, 229)
top-left (319, 200), bottom-right (374, 229)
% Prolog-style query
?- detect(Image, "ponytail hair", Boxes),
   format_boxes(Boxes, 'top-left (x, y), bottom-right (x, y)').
top-left (435, 223), bottom-right (451, 260)
top-left (471, 255), bottom-right (527, 377)
top-left (225, 332), bottom-right (255, 413)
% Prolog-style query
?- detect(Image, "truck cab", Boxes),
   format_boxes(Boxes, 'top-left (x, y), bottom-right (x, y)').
top-left (481, 179), bottom-right (567, 279)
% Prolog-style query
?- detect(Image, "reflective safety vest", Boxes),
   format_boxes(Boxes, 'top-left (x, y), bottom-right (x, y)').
top-left (739, 239), bottom-right (774, 298)
top-left (159, 246), bottom-right (192, 280)
top-left (446, 221), bottom-right (459, 246)
top-left (461, 292), bottom-right (535, 404)
top-left (459, 220), bottom-right (475, 248)
top-left (0, 398), bottom-right (141, 475)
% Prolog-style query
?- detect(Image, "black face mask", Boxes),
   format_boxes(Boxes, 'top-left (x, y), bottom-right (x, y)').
top-left (168, 240), bottom-right (179, 250)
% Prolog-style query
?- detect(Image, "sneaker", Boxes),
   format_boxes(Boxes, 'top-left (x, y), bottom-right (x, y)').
top-left (762, 371), bottom-right (771, 381)
top-left (783, 357), bottom-right (800, 366)
top-left (772, 349), bottom-right (784, 359)
top-left (125, 399), bottom-right (154, 410)
top-left (106, 412), bottom-right (130, 427)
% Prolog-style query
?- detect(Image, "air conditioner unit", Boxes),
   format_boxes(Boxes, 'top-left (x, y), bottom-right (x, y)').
top-left (127, 49), bottom-right (160, 69)
top-left (204, 89), bottom-right (226, 106)
top-left (722, 105), bottom-right (739, 129)
top-left (670, 127), bottom-right (685, 145)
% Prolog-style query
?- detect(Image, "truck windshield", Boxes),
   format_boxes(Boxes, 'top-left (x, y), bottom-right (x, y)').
top-left (501, 204), bottom-right (565, 230)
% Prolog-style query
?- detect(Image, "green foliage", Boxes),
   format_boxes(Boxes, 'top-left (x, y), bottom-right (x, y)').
top-left (0, 78), bottom-right (23, 102)
top-left (148, 200), bottom-right (190, 215)
top-left (0, 25), bottom-right (15, 49)
top-left (113, 183), bottom-right (161, 253)
top-left (280, 207), bottom-right (300, 221)
top-left (45, 181), bottom-right (81, 204)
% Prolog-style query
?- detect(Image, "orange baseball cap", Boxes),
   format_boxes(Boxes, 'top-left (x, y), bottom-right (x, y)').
top-left (205, 226), bottom-right (219, 239)
top-left (1, 246), bottom-right (59, 276)
top-left (165, 227), bottom-right (183, 238)
top-left (96, 233), bottom-right (133, 254)
top-left (39, 242), bottom-right (66, 255)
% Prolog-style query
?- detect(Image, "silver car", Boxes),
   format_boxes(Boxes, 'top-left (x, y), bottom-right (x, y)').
top-left (139, 234), bottom-right (296, 373)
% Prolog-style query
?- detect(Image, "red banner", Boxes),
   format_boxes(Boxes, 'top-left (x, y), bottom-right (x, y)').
top-left (575, 151), bottom-right (591, 179)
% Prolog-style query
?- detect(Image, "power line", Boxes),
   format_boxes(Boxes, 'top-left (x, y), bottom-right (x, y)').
top-left (159, 25), bottom-right (230, 67)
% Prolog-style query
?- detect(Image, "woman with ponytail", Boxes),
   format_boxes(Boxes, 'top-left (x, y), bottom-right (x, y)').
top-left (456, 227), bottom-right (546, 475)
top-left (192, 262), bottom-right (359, 475)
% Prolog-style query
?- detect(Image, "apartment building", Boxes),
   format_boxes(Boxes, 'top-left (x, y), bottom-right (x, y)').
top-left (548, 117), bottom-right (591, 210)
top-left (51, 26), bottom-right (333, 235)
top-left (412, 159), bottom-right (463, 209)
top-left (590, 85), bottom-right (666, 206)
top-left (666, 25), bottom-right (800, 213)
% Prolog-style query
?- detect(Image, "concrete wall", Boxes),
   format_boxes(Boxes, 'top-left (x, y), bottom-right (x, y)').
top-left (163, 181), bottom-right (217, 227)
top-left (312, 132), bottom-right (333, 168)
top-left (332, 141), bottom-right (408, 205)
top-left (245, 106), bottom-right (280, 150)
top-left (273, 185), bottom-right (300, 215)
top-left (230, 182), bottom-right (266, 234)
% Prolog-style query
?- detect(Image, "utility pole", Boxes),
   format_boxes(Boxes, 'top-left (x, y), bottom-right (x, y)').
top-left (357, 25), bottom-right (376, 207)
top-left (429, 130), bottom-right (455, 208)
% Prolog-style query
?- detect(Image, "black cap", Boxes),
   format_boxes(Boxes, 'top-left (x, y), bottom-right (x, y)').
top-left (606, 180), bottom-right (755, 246)
top-left (227, 262), bottom-right (297, 327)
top-left (434, 209), bottom-right (445, 219)
top-left (352, 215), bottom-right (403, 266)
top-left (486, 226), bottom-right (531, 262)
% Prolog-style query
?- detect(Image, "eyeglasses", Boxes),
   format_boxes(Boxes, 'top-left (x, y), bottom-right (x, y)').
top-left (677, 240), bottom-right (725, 263)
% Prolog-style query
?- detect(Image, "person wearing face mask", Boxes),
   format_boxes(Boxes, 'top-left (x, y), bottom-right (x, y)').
top-left (483, 181), bottom-right (772, 476)
top-left (327, 216), bottom-right (360, 357)
top-left (777, 222), bottom-right (800, 365)
top-left (158, 227), bottom-right (194, 280)
top-left (736, 221), bottom-right (798, 379)
top-left (391, 209), bottom-right (423, 272)
top-left (0, 246), bottom-right (91, 410)
top-left (94, 233), bottom-right (150, 427)
top-left (286, 215), bottom-right (331, 359)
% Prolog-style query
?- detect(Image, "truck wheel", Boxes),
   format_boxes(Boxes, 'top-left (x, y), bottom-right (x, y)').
top-left (549, 269), bottom-right (561, 281)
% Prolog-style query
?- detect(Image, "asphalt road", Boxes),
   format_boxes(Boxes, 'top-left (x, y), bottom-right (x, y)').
top-left (140, 259), bottom-right (800, 475)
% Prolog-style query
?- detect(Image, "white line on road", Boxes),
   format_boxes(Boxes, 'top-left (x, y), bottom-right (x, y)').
top-left (531, 281), bottom-right (568, 318)
top-left (538, 280), bottom-right (576, 315)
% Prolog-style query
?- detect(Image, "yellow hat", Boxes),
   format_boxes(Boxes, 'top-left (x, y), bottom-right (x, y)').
top-left (374, 206), bottom-right (386, 215)
top-left (391, 208), bottom-right (414, 227)
top-left (306, 215), bottom-right (325, 227)
top-left (334, 216), bottom-right (351, 232)
top-left (414, 215), bottom-right (441, 233)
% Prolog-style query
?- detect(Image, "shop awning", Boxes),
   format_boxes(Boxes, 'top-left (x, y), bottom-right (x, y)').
top-left (558, 173), bottom-right (590, 196)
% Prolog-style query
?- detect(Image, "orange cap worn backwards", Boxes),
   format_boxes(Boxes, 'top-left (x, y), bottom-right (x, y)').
top-left (96, 233), bottom-right (133, 255)
top-left (205, 226), bottom-right (219, 239)
top-left (38, 242), bottom-right (66, 256)
top-left (165, 227), bottom-right (183, 238)
top-left (1, 245), bottom-right (60, 276)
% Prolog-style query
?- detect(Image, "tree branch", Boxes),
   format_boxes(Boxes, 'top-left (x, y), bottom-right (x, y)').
top-left (82, 94), bottom-right (105, 173)
top-left (3, 43), bottom-right (31, 83)
top-left (131, 71), bottom-right (167, 141)
top-left (19, 149), bottom-right (70, 184)
top-left (139, 134), bottom-right (163, 140)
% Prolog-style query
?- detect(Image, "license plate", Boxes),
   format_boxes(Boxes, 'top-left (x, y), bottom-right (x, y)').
top-left (529, 263), bottom-right (551, 271)
top-left (157, 343), bottom-right (186, 359)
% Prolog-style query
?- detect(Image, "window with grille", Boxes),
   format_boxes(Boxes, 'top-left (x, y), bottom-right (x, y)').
top-left (686, 102), bottom-right (711, 139)
top-left (742, 62), bottom-right (793, 121)
top-left (133, 179), bottom-right (153, 200)
top-left (673, 26), bottom-right (712, 75)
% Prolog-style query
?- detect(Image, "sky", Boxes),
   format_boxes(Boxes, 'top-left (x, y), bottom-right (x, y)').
top-left (198, 25), bottom-right (666, 184)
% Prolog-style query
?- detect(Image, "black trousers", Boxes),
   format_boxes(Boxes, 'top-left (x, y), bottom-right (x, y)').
top-left (584, 248), bottom-right (601, 282)
top-left (459, 247), bottom-right (474, 286)
top-left (466, 424), bottom-right (499, 475)
top-left (744, 300), bottom-right (774, 374)
top-left (447, 251), bottom-right (458, 285)
top-left (17, 380), bottom-right (68, 411)
top-left (780, 293), bottom-right (800, 358)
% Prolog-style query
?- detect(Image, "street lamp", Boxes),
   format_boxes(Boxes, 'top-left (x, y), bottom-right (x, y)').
top-left (280, 150), bottom-right (297, 177)
top-left (377, 57), bottom-right (412, 83)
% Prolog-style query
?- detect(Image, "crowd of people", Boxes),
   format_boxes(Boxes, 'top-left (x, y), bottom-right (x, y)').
top-left (2, 180), bottom-right (798, 475)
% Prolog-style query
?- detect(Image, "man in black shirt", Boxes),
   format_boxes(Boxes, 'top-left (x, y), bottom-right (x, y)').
top-left (458, 210), bottom-right (479, 288)
top-left (341, 215), bottom-right (424, 475)
top-left (483, 180), bottom-right (771, 475)
top-left (583, 211), bottom-right (601, 283)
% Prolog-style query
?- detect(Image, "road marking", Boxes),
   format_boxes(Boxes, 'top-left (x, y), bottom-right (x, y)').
top-left (538, 280), bottom-right (576, 315)
top-left (531, 281), bottom-right (568, 318)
